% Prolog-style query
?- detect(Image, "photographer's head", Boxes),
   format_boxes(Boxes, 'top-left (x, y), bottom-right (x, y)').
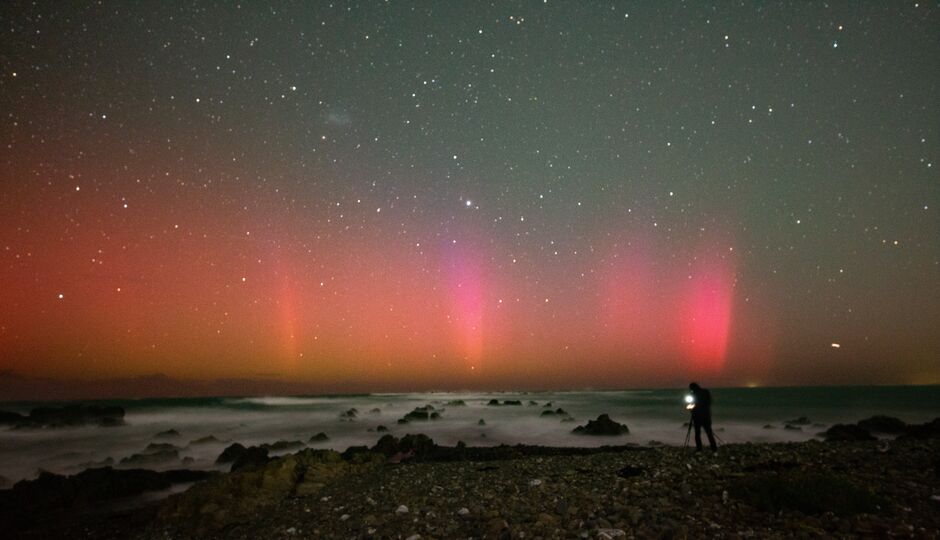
top-left (689, 382), bottom-right (700, 392)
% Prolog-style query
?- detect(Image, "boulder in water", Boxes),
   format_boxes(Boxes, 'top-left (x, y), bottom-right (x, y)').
top-left (309, 432), bottom-right (329, 443)
top-left (541, 407), bottom-right (568, 417)
top-left (262, 440), bottom-right (305, 452)
top-left (822, 424), bottom-right (875, 441)
top-left (785, 416), bottom-right (812, 426)
top-left (144, 442), bottom-right (180, 453)
top-left (190, 435), bottom-right (223, 445)
top-left (154, 429), bottom-right (180, 438)
top-left (572, 414), bottom-right (630, 436)
top-left (119, 448), bottom-right (180, 467)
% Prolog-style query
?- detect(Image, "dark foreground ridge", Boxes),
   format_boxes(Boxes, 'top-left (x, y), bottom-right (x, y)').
top-left (4, 432), bottom-right (940, 539)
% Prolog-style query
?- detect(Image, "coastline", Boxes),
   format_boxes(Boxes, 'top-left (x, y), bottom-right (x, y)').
top-left (4, 437), bottom-right (939, 539)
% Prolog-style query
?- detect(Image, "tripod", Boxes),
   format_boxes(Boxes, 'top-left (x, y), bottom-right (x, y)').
top-left (683, 416), bottom-right (693, 448)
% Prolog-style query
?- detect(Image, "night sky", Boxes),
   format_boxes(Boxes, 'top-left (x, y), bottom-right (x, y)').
top-left (1, 1), bottom-right (937, 393)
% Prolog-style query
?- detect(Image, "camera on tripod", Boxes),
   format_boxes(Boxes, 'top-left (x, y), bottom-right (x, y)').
top-left (684, 393), bottom-right (696, 411)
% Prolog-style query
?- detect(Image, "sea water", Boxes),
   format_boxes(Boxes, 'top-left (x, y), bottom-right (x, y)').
top-left (1, 385), bottom-right (937, 485)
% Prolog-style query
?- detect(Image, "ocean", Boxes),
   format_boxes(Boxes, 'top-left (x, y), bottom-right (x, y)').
top-left (1, 385), bottom-right (938, 485)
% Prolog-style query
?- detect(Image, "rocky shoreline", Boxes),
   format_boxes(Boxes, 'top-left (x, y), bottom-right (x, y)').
top-left (4, 434), bottom-right (939, 539)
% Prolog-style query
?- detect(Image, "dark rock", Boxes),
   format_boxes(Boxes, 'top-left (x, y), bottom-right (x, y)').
top-left (543, 402), bottom-right (553, 407)
top-left (503, 400), bottom-right (522, 406)
top-left (763, 424), bottom-right (775, 429)
top-left (216, 443), bottom-right (247, 463)
top-left (822, 424), bottom-right (875, 441)
top-left (430, 411), bottom-right (441, 420)
top-left (446, 400), bottom-right (467, 406)
top-left (372, 434), bottom-right (400, 456)
top-left (784, 424), bottom-right (802, 431)
top-left (572, 414), bottom-right (629, 436)
top-left (527, 400), bottom-right (538, 406)
top-left (262, 440), bottom-right (305, 452)
top-left (398, 433), bottom-right (436, 456)
top-left (340, 408), bottom-right (358, 419)
top-left (478, 418), bottom-right (486, 425)
top-left (119, 449), bottom-right (180, 467)
top-left (899, 418), bottom-right (940, 440)
top-left (340, 446), bottom-right (370, 460)
top-left (370, 433), bottom-right (438, 459)
top-left (785, 416), bottom-right (812, 426)
top-left (309, 432), bottom-right (329, 442)
top-left (0, 466), bottom-right (213, 528)
top-left (857, 415), bottom-right (908, 434)
top-left (190, 435), bottom-right (223, 445)
top-left (397, 418), bottom-right (409, 424)
top-left (541, 407), bottom-right (568, 417)
top-left (142, 442), bottom-right (181, 455)
top-left (369, 407), bottom-right (381, 414)
top-left (154, 429), bottom-right (180, 438)
top-left (402, 408), bottom-right (431, 421)
top-left (230, 447), bottom-right (271, 472)
top-left (376, 425), bottom-right (389, 432)
top-left (487, 399), bottom-right (501, 406)
top-left (0, 410), bottom-right (26, 424)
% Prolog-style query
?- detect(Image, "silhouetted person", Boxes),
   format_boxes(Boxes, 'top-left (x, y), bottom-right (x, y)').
top-left (688, 382), bottom-right (717, 452)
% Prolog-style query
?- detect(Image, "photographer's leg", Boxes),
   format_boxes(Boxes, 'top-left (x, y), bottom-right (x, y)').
top-left (705, 419), bottom-right (717, 451)
top-left (693, 421), bottom-right (703, 451)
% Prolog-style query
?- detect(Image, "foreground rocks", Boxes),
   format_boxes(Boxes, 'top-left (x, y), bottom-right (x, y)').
top-left (4, 437), bottom-right (940, 539)
top-left (0, 467), bottom-right (213, 534)
top-left (822, 416), bottom-right (940, 441)
top-left (149, 438), bottom-right (939, 539)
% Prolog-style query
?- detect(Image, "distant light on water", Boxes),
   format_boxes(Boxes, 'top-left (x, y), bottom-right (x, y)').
top-left (831, 343), bottom-right (841, 348)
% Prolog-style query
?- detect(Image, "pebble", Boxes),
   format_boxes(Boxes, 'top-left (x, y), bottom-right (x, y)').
top-left (285, 527), bottom-right (297, 534)
top-left (528, 479), bottom-right (543, 487)
top-left (457, 507), bottom-right (470, 517)
top-left (597, 529), bottom-right (627, 539)
top-left (405, 535), bottom-right (421, 540)
top-left (339, 514), bottom-right (349, 521)
top-left (396, 505), bottom-right (409, 515)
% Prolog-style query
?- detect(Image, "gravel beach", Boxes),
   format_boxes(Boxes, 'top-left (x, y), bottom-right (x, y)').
top-left (9, 437), bottom-right (935, 539)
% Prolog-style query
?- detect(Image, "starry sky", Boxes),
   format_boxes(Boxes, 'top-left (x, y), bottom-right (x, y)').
top-left (1, 1), bottom-right (938, 394)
